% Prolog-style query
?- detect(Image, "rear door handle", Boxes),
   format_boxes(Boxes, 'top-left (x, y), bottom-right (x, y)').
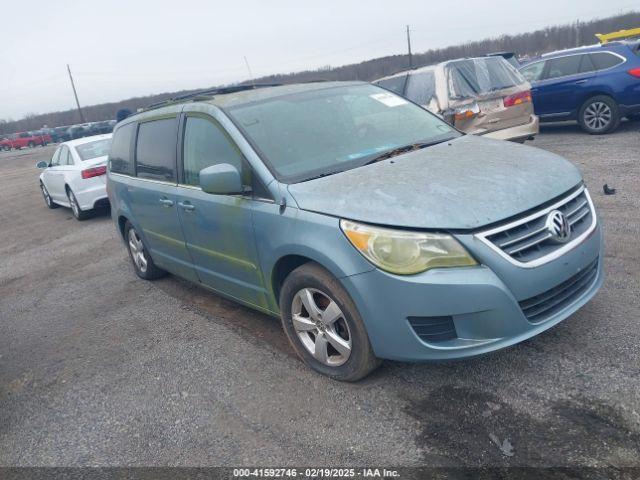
top-left (159, 197), bottom-right (174, 207)
top-left (178, 201), bottom-right (195, 212)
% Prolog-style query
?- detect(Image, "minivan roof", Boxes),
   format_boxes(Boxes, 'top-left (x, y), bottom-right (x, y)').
top-left (127, 81), bottom-right (366, 121)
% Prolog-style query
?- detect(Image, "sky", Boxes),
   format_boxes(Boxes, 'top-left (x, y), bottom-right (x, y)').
top-left (0, 0), bottom-right (637, 120)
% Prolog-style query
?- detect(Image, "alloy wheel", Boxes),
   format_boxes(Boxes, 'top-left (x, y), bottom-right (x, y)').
top-left (41, 184), bottom-right (51, 206)
top-left (291, 288), bottom-right (352, 366)
top-left (128, 228), bottom-right (148, 273)
top-left (69, 191), bottom-right (80, 217)
top-left (584, 102), bottom-right (612, 131)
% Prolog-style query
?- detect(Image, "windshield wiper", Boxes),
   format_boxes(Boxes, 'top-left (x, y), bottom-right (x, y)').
top-left (361, 139), bottom-right (451, 166)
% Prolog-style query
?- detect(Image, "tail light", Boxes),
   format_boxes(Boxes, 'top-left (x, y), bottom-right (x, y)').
top-left (628, 68), bottom-right (640, 78)
top-left (504, 90), bottom-right (532, 107)
top-left (453, 102), bottom-right (480, 121)
top-left (81, 165), bottom-right (107, 179)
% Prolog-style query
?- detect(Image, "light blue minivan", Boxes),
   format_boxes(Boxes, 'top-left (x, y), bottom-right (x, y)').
top-left (107, 82), bottom-right (603, 381)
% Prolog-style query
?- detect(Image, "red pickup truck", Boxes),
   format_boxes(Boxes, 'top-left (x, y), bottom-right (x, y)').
top-left (0, 131), bottom-right (52, 151)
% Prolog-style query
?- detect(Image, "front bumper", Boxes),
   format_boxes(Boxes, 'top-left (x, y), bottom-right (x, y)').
top-left (341, 222), bottom-right (603, 361)
top-left (482, 114), bottom-right (540, 142)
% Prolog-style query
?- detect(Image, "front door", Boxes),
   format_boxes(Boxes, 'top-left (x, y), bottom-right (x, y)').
top-left (128, 116), bottom-right (197, 282)
top-left (535, 54), bottom-right (596, 118)
top-left (175, 112), bottom-right (267, 308)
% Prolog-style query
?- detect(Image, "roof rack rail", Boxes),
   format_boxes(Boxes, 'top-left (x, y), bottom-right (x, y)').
top-left (141, 83), bottom-right (282, 112)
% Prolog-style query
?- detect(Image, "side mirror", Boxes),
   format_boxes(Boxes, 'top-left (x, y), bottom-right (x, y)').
top-left (36, 161), bottom-right (48, 169)
top-left (199, 163), bottom-right (243, 195)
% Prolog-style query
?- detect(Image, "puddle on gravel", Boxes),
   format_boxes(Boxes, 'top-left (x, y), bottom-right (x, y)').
top-left (406, 385), bottom-right (639, 467)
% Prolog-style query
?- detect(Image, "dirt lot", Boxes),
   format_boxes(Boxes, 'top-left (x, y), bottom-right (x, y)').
top-left (0, 122), bottom-right (639, 468)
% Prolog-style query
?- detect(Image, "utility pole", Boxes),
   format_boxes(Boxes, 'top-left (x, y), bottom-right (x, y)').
top-left (575, 20), bottom-right (581, 47)
top-left (406, 25), bottom-right (413, 69)
top-left (66, 64), bottom-right (85, 123)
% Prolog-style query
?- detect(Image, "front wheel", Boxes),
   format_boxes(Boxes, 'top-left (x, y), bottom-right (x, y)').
top-left (578, 95), bottom-right (620, 134)
top-left (67, 188), bottom-right (90, 220)
top-left (279, 263), bottom-right (380, 382)
top-left (124, 221), bottom-right (166, 280)
top-left (40, 182), bottom-right (58, 209)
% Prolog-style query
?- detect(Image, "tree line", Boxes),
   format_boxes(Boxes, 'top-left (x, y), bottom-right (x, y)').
top-left (1, 10), bottom-right (638, 135)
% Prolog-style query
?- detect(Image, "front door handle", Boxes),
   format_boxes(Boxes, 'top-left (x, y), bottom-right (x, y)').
top-left (159, 197), bottom-right (174, 207)
top-left (574, 79), bottom-right (588, 85)
top-left (178, 201), bottom-right (195, 212)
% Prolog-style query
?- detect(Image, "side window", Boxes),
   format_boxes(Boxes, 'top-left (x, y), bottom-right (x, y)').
top-left (520, 62), bottom-right (545, 82)
top-left (590, 52), bottom-right (624, 70)
top-left (58, 146), bottom-right (70, 166)
top-left (135, 118), bottom-right (178, 182)
top-left (109, 123), bottom-right (135, 175)
top-left (182, 116), bottom-right (247, 187)
top-left (375, 75), bottom-right (408, 96)
top-left (404, 71), bottom-right (437, 106)
top-left (579, 54), bottom-right (596, 73)
top-left (545, 55), bottom-right (581, 79)
top-left (50, 147), bottom-right (62, 166)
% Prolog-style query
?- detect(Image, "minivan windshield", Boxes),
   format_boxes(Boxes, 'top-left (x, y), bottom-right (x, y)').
top-left (226, 84), bottom-right (460, 183)
top-left (446, 57), bottom-right (526, 99)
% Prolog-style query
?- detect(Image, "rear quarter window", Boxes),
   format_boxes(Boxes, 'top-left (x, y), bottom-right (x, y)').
top-left (590, 52), bottom-right (625, 70)
top-left (108, 123), bottom-right (135, 175)
top-left (135, 118), bottom-right (177, 182)
top-left (404, 71), bottom-right (437, 106)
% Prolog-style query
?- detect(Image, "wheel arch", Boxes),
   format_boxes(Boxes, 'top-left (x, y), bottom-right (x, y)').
top-left (271, 254), bottom-right (316, 303)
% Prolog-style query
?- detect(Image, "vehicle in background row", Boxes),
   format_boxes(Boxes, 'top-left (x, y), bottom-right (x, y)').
top-left (36, 134), bottom-right (112, 220)
top-left (107, 82), bottom-right (602, 381)
top-left (485, 52), bottom-right (521, 69)
top-left (0, 131), bottom-right (50, 150)
top-left (375, 56), bottom-right (539, 143)
top-left (519, 40), bottom-right (640, 134)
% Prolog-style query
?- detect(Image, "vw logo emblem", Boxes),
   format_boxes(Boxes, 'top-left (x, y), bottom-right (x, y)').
top-left (545, 210), bottom-right (571, 243)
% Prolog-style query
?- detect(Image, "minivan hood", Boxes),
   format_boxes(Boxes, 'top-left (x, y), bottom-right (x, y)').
top-left (287, 135), bottom-right (582, 230)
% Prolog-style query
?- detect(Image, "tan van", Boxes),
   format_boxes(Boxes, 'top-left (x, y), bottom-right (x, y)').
top-left (375, 56), bottom-right (539, 142)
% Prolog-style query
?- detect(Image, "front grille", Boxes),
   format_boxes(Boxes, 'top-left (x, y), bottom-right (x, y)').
top-left (480, 187), bottom-right (594, 265)
top-left (519, 257), bottom-right (599, 322)
top-left (408, 316), bottom-right (457, 343)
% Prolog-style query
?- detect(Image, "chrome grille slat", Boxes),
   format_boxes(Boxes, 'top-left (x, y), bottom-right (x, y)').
top-left (568, 208), bottom-right (589, 226)
top-left (476, 187), bottom-right (597, 267)
top-left (498, 224), bottom-right (548, 249)
top-left (566, 199), bottom-right (588, 218)
top-left (506, 232), bottom-right (552, 255)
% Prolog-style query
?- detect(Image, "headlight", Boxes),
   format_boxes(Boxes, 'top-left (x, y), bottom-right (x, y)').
top-left (340, 219), bottom-right (477, 275)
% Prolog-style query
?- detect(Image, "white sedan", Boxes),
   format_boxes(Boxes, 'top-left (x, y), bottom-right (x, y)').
top-left (37, 134), bottom-right (112, 220)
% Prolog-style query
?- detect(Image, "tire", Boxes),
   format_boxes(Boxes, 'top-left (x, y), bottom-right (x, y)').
top-left (578, 95), bottom-right (620, 134)
top-left (40, 182), bottom-right (58, 209)
top-left (3, 145), bottom-right (10, 151)
top-left (279, 263), bottom-right (381, 382)
top-left (124, 221), bottom-right (166, 280)
top-left (28, 141), bottom-right (35, 148)
top-left (66, 188), bottom-right (90, 221)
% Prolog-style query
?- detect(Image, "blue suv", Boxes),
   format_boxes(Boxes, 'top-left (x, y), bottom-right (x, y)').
top-left (520, 41), bottom-right (640, 133)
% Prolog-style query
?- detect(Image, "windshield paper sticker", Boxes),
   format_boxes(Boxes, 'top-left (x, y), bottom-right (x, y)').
top-left (370, 93), bottom-right (408, 107)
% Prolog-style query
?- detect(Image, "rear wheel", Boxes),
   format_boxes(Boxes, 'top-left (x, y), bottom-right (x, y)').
top-left (578, 95), bottom-right (620, 134)
top-left (124, 221), bottom-right (166, 280)
top-left (279, 263), bottom-right (380, 382)
top-left (40, 182), bottom-right (58, 209)
top-left (67, 188), bottom-right (90, 221)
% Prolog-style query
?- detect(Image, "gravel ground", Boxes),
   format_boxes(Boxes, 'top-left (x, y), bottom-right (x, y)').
top-left (0, 121), bottom-right (639, 468)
